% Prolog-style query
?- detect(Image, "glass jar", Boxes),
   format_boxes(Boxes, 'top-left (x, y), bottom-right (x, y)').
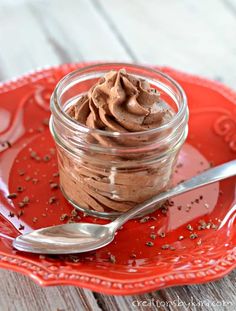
top-left (50, 63), bottom-right (188, 219)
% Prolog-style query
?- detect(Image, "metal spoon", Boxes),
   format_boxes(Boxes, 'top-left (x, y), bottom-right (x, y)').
top-left (13, 160), bottom-right (236, 254)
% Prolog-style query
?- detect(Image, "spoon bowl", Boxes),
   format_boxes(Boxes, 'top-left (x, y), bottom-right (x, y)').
top-left (13, 223), bottom-right (114, 254)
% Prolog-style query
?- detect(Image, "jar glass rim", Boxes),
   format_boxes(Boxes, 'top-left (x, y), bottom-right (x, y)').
top-left (51, 62), bottom-right (188, 138)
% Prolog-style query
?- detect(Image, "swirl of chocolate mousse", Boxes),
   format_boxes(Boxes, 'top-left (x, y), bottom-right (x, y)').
top-left (62, 69), bottom-right (175, 213)
top-left (67, 69), bottom-right (173, 139)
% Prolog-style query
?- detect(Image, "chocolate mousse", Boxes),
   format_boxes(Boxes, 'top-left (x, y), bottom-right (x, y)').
top-left (67, 69), bottom-right (173, 135)
top-left (59, 69), bottom-right (175, 214)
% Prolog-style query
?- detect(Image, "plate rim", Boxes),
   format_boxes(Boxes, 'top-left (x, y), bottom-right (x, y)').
top-left (0, 247), bottom-right (236, 295)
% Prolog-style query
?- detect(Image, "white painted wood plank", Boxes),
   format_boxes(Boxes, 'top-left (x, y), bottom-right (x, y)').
top-left (0, 268), bottom-right (235, 311)
top-left (0, 269), bottom-right (102, 311)
top-left (224, 0), bottom-right (236, 9)
top-left (0, 0), bottom-right (132, 81)
top-left (0, 1), bottom-right (61, 80)
top-left (98, 0), bottom-right (236, 88)
top-left (29, 0), bottom-right (132, 62)
top-left (95, 270), bottom-right (236, 311)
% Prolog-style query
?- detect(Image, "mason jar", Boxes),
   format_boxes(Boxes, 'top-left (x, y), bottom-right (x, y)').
top-left (50, 63), bottom-right (188, 219)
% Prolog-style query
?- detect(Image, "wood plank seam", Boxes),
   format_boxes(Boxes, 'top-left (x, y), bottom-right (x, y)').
top-left (27, 2), bottom-right (84, 63)
top-left (221, 0), bottom-right (236, 16)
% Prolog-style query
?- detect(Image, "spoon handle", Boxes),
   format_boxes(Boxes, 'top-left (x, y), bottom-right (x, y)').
top-left (110, 160), bottom-right (236, 230)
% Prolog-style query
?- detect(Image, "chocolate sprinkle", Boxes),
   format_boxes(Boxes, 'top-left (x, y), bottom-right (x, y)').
top-left (7, 193), bottom-right (17, 199)
top-left (150, 216), bottom-right (157, 221)
top-left (109, 254), bottom-right (116, 263)
top-left (17, 186), bottom-right (24, 193)
top-left (49, 196), bottom-right (57, 204)
top-left (22, 196), bottom-right (30, 204)
top-left (71, 209), bottom-right (78, 217)
top-left (69, 255), bottom-right (80, 263)
top-left (197, 239), bottom-right (202, 245)
top-left (186, 224), bottom-right (193, 231)
top-left (18, 202), bottom-right (25, 208)
top-left (43, 155), bottom-right (51, 162)
top-left (50, 183), bottom-right (59, 190)
top-left (161, 244), bottom-right (170, 250)
top-left (161, 207), bottom-right (168, 215)
top-left (60, 213), bottom-right (68, 221)
top-left (17, 210), bottom-right (24, 218)
top-left (150, 233), bottom-right (157, 240)
top-left (190, 233), bottom-right (198, 240)
top-left (1, 141), bottom-right (12, 148)
top-left (158, 232), bottom-right (166, 238)
top-left (18, 169), bottom-right (25, 176)
top-left (211, 224), bottom-right (218, 230)
top-left (67, 219), bottom-right (76, 224)
top-left (139, 216), bottom-right (150, 223)
top-left (30, 151), bottom-right (37, 159)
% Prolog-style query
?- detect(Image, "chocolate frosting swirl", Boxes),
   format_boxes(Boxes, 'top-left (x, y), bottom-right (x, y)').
top-left (68, 69), bottom-right (173, 134)
top-left (61, 69), bottom-right (176, 213)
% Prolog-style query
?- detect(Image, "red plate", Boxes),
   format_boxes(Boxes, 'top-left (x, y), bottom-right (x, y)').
top-left (0, 63), bottom-right (235, 295)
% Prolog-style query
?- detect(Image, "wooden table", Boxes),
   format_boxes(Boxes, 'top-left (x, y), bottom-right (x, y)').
top-left (0, 0), bottom-right (235, 310)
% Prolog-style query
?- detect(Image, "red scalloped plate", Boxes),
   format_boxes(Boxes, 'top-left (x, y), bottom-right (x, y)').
top-left (0, 63), bottom-right (235, 295)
